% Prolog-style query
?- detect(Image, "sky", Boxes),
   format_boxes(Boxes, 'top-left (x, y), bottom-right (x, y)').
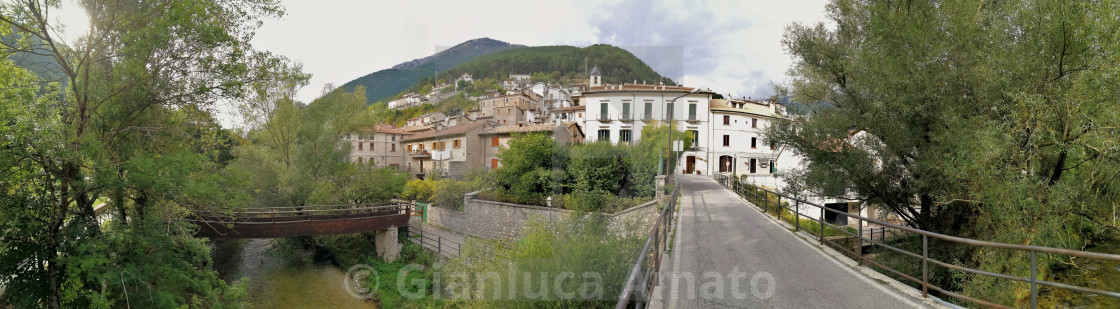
top-left (250, 0), bottom-right (833, 103)
top-left (54, 0), bottom-right (833, 104)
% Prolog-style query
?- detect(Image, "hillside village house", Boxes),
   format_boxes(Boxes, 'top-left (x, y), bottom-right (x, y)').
top-left (401, 121), bottom-right (491, 179)
top-left (403, 112), bottom-right (447, 132)
top-left (346, 124), bottom-right (414, 169)
top-left (478, 123), bottom-right (582, 170)
top-left (478, 93), bottom-right (538, 126)
top-left (709, 98), bottom-right (786, 180)
top-left (579, 67), bottom-right (716, 175)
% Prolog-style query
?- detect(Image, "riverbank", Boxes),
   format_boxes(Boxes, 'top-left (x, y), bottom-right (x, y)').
top-left (209, 239), bottom-right (378, 309)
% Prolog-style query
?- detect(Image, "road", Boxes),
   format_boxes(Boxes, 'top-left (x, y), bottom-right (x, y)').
top-left (649, 175), bottom-right (931, 308)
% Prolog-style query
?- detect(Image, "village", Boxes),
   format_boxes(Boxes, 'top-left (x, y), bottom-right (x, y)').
top-left (351, 67), bottom-right (789, 186)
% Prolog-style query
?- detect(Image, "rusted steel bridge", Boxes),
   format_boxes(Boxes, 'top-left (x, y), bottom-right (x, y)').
top-left (187, 201), bottom-right (417, 238)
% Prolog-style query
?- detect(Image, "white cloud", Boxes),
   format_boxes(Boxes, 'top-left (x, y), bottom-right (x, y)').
top-left (247, 0), bottom-right (832, 102)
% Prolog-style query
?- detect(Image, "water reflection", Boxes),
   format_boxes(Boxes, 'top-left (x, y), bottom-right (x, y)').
top-left (210, 239), bottom-right (378, 309)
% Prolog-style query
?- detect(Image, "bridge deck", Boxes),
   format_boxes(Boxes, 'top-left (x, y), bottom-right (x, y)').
top-left (188, 203), bottom-right (414, 238)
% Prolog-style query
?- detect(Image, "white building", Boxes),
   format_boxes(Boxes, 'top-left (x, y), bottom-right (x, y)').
top-left (708, 98), bottom-right (786, 182)
top-left (579, 71), bottom-right (716, 175)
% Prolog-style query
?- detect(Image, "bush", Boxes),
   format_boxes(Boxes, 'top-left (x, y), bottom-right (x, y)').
top-left (442, 217), bottom-right (643, 307)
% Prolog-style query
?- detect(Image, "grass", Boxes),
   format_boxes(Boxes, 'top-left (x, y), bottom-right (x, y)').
top-left (361, 242), bottom-right (445, 308)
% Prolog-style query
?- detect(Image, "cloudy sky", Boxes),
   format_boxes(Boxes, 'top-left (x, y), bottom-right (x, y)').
top-left (54, 0), bottom-right (833, 103)
top-left (249, 0), bottom-right (832, 103)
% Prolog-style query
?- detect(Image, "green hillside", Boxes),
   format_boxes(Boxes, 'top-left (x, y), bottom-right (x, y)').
top-left (446, 44), bottom-right (674, 86)
top-left (339, 38), bottom-right (523, 104)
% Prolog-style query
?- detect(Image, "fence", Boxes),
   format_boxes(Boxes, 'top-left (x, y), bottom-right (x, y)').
top-left (714, 174), bottom-right (1120, 308)
top-left (616, 180), bottom-right (680, 309)
top-left (405, 226), bottom-right (462, 258)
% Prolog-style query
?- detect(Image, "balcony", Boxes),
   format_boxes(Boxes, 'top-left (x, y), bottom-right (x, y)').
top-left (642, 113), bottom-right (653, 121)
top-left (686, 114), bottom-right (700, 122)
top-left (409, 149), bottom-right (431, 158)
top-left (598, 114), bottom-right (613, 122)
top-left (620, 114), bottom-right (633, 122)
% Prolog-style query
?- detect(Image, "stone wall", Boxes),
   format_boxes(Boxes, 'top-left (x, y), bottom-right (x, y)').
top-left (425, 191), bottom-right (661, 239)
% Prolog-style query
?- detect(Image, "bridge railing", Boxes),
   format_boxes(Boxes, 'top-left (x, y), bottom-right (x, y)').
top-left (189, 202), bottom-right (414, 224)
top-left (713, 174), bottom-right (1120, 309)
top-left (616, 180), bottom-right (680, 309)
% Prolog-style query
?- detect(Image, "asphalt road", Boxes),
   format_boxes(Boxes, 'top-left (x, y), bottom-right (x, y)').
top-left (649, 175), bottom-right (930, 309)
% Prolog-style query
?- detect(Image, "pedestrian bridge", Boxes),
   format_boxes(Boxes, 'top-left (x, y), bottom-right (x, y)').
top-left (187, 202), bottom-right (415, 238)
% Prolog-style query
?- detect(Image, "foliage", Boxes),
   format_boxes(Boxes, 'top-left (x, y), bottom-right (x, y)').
top-left (0, 1), bottom-right (290, 307)
top-left (338, 38), bottom-right (521, 104)
top-left (402, 170), bottom-right (489, 209)
top-left (443, 217), bottom-right (644, 308)
top-left (774, 0), bottom-right (1120, 305)
top-left (360, 242), bottom-right (444, 308)
top-left (482, 126), bottom-right (691, 212)
top-left (448, 44), bottom-right (674, 86)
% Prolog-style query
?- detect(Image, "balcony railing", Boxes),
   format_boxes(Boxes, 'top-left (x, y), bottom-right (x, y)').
top-left (409, 149), bottom-right (431, 157)
top-left (598, 114), bottom-right (612, 122)
top-left (642, 113), bottom-right (653, 121)
top-left (620, 114), bottom-right (633, 121)
top-left (687, 114), bottom-right (699, 122)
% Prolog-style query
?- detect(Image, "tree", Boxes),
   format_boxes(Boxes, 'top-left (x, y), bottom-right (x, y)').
top-left (773, 0), bottom-right (1120, 304)
top-left (0, 1), bottom-right (293, 307)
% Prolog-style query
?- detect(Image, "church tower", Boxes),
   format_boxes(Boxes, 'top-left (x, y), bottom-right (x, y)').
top-left (589, 66), bottom-right (602, 87)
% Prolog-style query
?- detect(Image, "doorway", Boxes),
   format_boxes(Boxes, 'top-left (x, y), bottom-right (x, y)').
top-left (686, 156), bottom-right (696, 174)
top-left (749, 158), bottom-right (757, 174)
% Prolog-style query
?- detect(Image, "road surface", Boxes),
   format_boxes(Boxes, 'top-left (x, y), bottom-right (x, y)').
top-left (649, 175), bottom-right (932, 308)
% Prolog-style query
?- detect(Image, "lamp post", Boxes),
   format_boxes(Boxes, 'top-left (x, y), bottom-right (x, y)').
top-left (665, 88), bottom-right (699, 175)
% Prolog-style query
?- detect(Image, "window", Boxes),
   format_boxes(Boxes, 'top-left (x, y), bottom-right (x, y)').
top-left (620, 130), bottom-right (632, 143)
top-left (600, 103), bottom-right (608, 119)
top-left (770, 160), bottom-right (776, 174)
top-left (751, 137), bottom-right (757, 149)
top-left (357, 157), bottom-right (362, 163)
top-left (752, 118), bottom-right (758, 128)
top-left (453, 139), bottom-right (461, 148)
top-left (598, 129), bottom-right (610, 141)
top-left (690, 130), bottom-right (699, 145)
top-left (419, 143), bottom-right (424, 150)
top-left (723, 115), bottom-right (730, 125)
top-left (666, 102), bottom-right (674, 119)
top-left (723, 135), bottom-right (730, 147)
top-left (391, 144), bottom-right (396, 152)
top-left (392, 134), bottom-right (396, 141)
top-left (358, 142), bottom-right (363, 151)
top-left (492, 136), bottom-right (500, 147)
top-left (491, 158), bottom-right (499, 169)
top-left (644, 101), bottom-right (653, 119)
top-left (578, 113), bottom-right (582, 118)
top-left (688, 103), bottom-right (697, 120)
top-left (407, 145), bottom-right (413, 152)
top-left (498, 109), bottom-right (502, 115)
top-left (432, 142), bottom-right (438, 150)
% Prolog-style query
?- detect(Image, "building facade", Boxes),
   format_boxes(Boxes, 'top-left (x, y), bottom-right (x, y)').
top-left (579, 82), bottom-right (715, 175)
top-left (400, 121), bottom-right (491, 179)
top-left (708, 99), bottom-right (785, 181)
top-left (346, 124), bottom-right (414, 169)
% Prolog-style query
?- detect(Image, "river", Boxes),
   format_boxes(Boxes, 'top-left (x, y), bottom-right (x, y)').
top-left (210, 239), bottom-right (379, 309)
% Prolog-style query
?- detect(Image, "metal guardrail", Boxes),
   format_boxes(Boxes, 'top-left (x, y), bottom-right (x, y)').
top-left (713, 174), bottom-right (1120, 309)
top-left (406, 227), bottom-right (462, 257)
top-left (189, 203), bottom-right (412, 224)
top-left (616, 181), bottom-right (681, 309)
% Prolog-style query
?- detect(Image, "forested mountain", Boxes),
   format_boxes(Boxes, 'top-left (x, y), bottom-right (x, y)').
top-left (338, 38), bottom-right (523, 104)
top-left (446, 44), bottom-right (674, 86)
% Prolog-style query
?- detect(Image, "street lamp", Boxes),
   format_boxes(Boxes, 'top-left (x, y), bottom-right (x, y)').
top-left (665, 87), bottom-right (700, 175)
top-left (546, 196), bottom-right (552, 207)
